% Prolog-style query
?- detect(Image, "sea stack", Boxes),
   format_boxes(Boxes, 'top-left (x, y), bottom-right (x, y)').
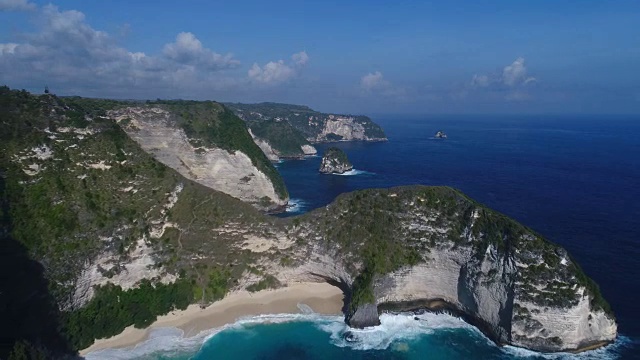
top-left (319, 147), bottom-right (353, 174)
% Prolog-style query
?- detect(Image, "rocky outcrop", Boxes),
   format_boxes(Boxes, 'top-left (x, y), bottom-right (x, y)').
top-left (301, 144), bottom-right (318, 156)
top-left (295, 186), bottom-right (617, 353)
top-left (226, 102), bottom-right (387, 144)
top-left (319, 147), bottom-right (353, 174)
top-left (109, 107), bottom-right (287, 211)
top-left (315, 115), bottom-right (386, 143)
top-left (365, 247), bottom-right (616, 352)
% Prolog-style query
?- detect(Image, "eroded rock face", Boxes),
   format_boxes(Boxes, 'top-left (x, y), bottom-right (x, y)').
top-left (319, 116), bottom-right (367, 141)
top-left (300, 187), bottom-right (617, 353)
top-left (109, 107), bottom-right (287, 210)
top-left (319, 147), bottom-right (353, 174)
top-left (368, 246), bottom-right (617, 352)
top-left (249, 129), bottom-right (279, 161)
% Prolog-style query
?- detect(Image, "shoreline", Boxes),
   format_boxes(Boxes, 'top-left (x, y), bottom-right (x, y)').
top-left (80, 282), bottom-right (344, 356)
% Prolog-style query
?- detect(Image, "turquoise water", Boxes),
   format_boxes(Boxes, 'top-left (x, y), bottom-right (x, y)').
top-left (86, 313), bottom-right (633, 360)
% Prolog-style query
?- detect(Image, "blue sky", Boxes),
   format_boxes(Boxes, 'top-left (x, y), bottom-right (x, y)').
top-left (1, 0), bottom-right (639, 114)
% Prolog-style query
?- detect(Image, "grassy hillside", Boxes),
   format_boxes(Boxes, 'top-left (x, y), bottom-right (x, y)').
top-left (248, 119), bottom-right (312, 158)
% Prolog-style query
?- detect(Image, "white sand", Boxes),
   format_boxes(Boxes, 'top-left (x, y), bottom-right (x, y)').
top-left (80, 282), bottom-right (344, 356)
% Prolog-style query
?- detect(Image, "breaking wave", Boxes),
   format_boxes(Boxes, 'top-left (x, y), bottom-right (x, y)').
top-left (285, 198), bottom-right (307, 213)
top-left (84, 311), bottom-right (632, 360)
top-left (333, 169), bottom-right (374, 176)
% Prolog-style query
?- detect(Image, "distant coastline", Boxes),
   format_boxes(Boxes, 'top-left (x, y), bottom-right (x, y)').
top-left (80, 282), bottom-right (343, 356)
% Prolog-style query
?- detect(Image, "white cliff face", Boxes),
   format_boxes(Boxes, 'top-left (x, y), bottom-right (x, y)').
top-left (301, 144), bottom-right (318, 155)
top-left (249, 129), bottom-right (280, 161)
top-left (371, 244), bottom-right (616, 352)
top-left (70, 184), bottom-right (184, 309)
top-left (511, 293), bottom-right (617, 351)
top-left (109, 107), bottom-right (286, 209)
top-left (316, 116), bottom-right (365, 142)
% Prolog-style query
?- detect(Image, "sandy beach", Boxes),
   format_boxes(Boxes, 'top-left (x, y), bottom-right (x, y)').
top-left (80, 282), bottom-right (344, 356)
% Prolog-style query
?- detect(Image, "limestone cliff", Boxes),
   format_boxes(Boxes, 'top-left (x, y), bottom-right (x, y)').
top-left (109, 105), bottom-right (288, 211)
top-left (226, 102), bottom-right (387, 144)
top-left (319, 147), bottom-right (353, 174)
top-left (285, 187), bottom-right (617, 353)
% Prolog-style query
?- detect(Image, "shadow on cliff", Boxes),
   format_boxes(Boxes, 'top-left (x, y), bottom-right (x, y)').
top-left (308, 272), bottom-right (352, 316)
top-left (0, 172), bottom-right (76, 359)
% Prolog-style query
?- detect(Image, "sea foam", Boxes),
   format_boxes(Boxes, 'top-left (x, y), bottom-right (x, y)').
top-left (85, 311), bottom-right (633, 360)
top-left (318, 312), bottom-right (479, 351)
top-left (333, 169), bottom-right (374, 176)
top-left (285, 198), bottom-right (306, 213)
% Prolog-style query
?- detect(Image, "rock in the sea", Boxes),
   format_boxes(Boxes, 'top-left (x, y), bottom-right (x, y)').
top-left (319, 147), bottom-right (353, 174)
top-left (347, 303), bottom-right (381, 328)
top-left (434, 130), bottom-right (447, 139)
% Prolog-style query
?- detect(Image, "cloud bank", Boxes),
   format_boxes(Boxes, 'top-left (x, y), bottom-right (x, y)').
top-left (248, 51), bottom-right (309, 84)
top-left (470, 57), bottom-right (537, 100)
top-left (0, 4), bottom-right (310, 98)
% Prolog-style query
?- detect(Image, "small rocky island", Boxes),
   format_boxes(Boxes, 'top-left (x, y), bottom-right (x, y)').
top-left (434, 130), bottom-right (447, 139)
top-left (319, 147), bottom-right (353, 174)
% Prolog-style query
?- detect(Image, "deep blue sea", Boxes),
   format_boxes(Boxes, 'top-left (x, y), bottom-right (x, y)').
top-left (88, 115), bottom-right (640, 359)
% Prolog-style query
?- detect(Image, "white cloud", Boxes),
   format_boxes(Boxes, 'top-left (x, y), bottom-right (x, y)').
top-left (248, 61), bottom-right (295, 84)
top-left (248, 51), bottom-right (309, 85)
top-left (471, 74), bottom-right (490, 88)
top-left (0, 43), bottom-right (18, 55)
top-left (502, 57), bottom-right (535, 86)
top-left (0, 0), bottom-right (36, 11)
top-left (469, 57), bottom-right (537, 101)
top-left (0, 5), bottom-right (241, 96)
top-left (360, 71), bottom-right (386, 91)
top-left (359, 71), bottom-right (407, 100)
top-left (292, 51), bottom-right (309, 66)
top-left (472, 57), bottom-right (536, 89)
top-left (163, 32), bottom-right (239, 70)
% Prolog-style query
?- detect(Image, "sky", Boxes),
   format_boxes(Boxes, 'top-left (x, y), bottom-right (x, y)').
top-left (1, 0), bottom-right (639, 114)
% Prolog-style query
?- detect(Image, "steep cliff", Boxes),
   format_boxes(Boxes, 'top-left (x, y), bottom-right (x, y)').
top-left (294, 186), bottom-right (617, 352)
top-left (109, 101), bottom-right (288, 211)
top-left (246, 119), bottom-right (317, 160)
top-left (319, 147), bottom-right (353, 174)
top-left (226, 102), bottom-right (387, 144)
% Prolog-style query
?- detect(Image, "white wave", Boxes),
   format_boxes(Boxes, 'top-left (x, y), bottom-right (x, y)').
top-left (502, 335), bottom-right (635, 360)
top-left (84, 312), bottom-right (634, 359)
top-left (285, 198), bottom-right (306, 213)
top-left (84, 327), bottom-right (216, 360)
top-left (333, 169), bottom-right (374, 176)
top-left (297, 302), bottom-right (316, 314)
top-left (318, 312), bottom-right (479, 351)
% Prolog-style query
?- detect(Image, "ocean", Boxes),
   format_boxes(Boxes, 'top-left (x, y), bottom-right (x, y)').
top-left (88, 115), bottom-right (640, 359)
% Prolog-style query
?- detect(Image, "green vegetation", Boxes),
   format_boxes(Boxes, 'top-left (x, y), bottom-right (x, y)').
top-left (225, 102), bottom-right (387, 141)
top-left (0, 87), bottom-right (278, 355)
top-left (149, 100), bottom-right (288, 200)
top-left (248, 119), bottom-right (311, 158)
top-left (307, 185), bottom-right (612, 318)
top-left (62, 279), bottom-right (193, 350)
top-left (246, 275), bottom-right (281, 292)
top-left (325, 133), bottom-right (344, 141)
top-left (324, 147), bottom-right (352, 166)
